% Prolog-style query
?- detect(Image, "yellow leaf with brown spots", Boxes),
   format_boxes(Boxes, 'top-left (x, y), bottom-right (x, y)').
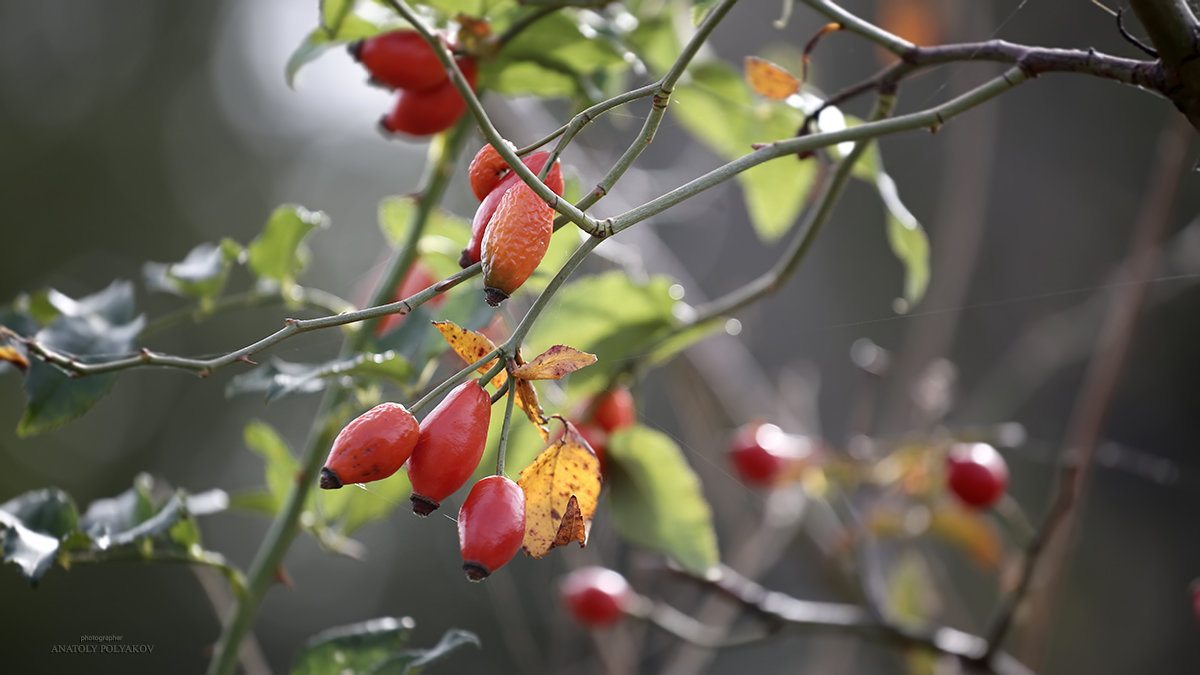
top-left (433, 320), bottom-right (504, 388)
top-left (517, 423), bottom-right (602, 558)
top-left (511, 345), bottom-right (597, 380)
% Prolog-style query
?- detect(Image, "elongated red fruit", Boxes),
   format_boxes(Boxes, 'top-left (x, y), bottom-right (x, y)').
top-left (320, 402), bottom-right (419, 489)
top-left (350, 30), bottom-right (448, 91)
top-left (380, 57), bottom-right (477, 137)
top-left (590, 386), bottom-right (635, 433)
top-left (458, 475), bottom-right (526, 581)
top-left (468, 141), bottom-right (517, 200)
top-left (560, 566), bottom-right (635, 627)
top-left (460, 152), bottom-right (563, 268)
top-left (407, 380), bottom-right (491, 515)
top-left (481, 182), bottom-right (554, 305)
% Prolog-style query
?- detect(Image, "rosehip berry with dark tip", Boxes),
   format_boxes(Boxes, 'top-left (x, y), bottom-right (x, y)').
top-left (461, 150), bottom-right (563, 268)
top-left (945, 442), bottom-right (1008, 509)
top-left (560, 566), bottom-right (635, 627)
top-left (458, 475), bottom-right (526, 581)
top-left (407, 380), bottom-right (491, 515)
top-left (320, 402), bottom-right (419, 489)
top-left (480, 182), bottom-right (554, 306)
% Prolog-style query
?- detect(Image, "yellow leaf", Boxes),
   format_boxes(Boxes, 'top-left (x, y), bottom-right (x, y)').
top-left (745, 56), bottom-right (799, 100)
top-left (434, 319), bottom-right (548, 438)
top-left (510, 345), bottom-right (597, 380)
top-left (930, 502), bottom-right (1002, 570)
top-left (0, 343), bottom-right (29, 373)
top-left (433, 320), bottom-right (504, 388)
top-left (517, 423), bottom-right (602, 558)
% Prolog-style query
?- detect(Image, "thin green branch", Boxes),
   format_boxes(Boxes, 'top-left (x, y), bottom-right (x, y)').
top-left (802, 0), bottom-right (913, 56)
top-left (607, 65), bottom-right (1030, 237)
top-left (495, 376), bottom-right (517, 476)
top-left (13, 263), bottom-right (481, 378)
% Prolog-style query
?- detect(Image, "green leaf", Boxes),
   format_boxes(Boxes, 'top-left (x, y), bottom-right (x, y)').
top-left (673, 62), bottom-right (813, 240)
top-left (247, 205), bottom-right (329, 288)
top-left (487, 11), bottom-right (628, 99)
top-left (523, 271), bottom-right (680, 396)
top-left (878, 171), bottom-right (930, 308)
top-left (18, 281), bottom-right (144, 436)
top-left (0, 489), bottom-right (78, 538)
top-left (143, 241), bottom-right (241, 301)
top-left (321, 0), bottom-right (354, 33)
top-left (287, 13), bottom-right (384, 88)
top-left (692, 0), bottom-right (720, 25)
top-left (243, 420), bottom-right (299, 511)
top-left (392, 628), bottom-right (481, 674)
top-left (0, 512), bottom-right (60, 582)
top-left (292, 616), bottom-right (415, 675)
top-left (606, 426), bottom-right (719, 576)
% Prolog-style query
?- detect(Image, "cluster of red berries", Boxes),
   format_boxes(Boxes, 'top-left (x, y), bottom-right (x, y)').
top-left (349, 30), bottom-right (478, 136)
top-left (464, 143), bottom-right (565, 305)
top-left (320, 381), bottom-right (525, 581)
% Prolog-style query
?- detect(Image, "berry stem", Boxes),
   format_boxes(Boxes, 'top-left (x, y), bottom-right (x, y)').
top-left (495, 377), bottom-right (517, 477)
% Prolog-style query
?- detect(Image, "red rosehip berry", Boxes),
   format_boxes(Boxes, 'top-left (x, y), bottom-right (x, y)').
top-left (590, 386), bottom-right (635, 434)
top-left (320, 402), bottom-right (419, 489)
top-left (727, 422), bottom-right (807, 488)
top-left (350, 30), bottom-right (448, 91)
top-left (458, 475), bottom-right (526, 581)
top-left (560, 566), bottom-right (635, 627)
top-left (945, 442), bottom-right (1009, 509)
top-left (375, 260), bottom-right (445, 337)
top-left (380, 57), bottom-right (477, 137)
top-left (407, 380), bottom-right (491, 515)
top-left (460, 151), bottom-right (563, 268)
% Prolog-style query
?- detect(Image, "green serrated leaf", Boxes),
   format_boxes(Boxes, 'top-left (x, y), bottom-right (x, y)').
top-left (0, 512), bottom-right (60, 582)
top-left (606, 426), bottom-right (719, 575)
top-left (288, 14), bottom-right (383, 87)
top-left (18, 282), bottom-right (144, 436)
top-left (0, 489), bottom-right (78, 538)
top-left (292, 617), bottom-right (415, 675)
top-left (144, 242), bottom-right (237, 301)
top-left (523, 272), bottom-right (680, 396)
top-left (244, 420), bottom-right (300, 510)
top-left (248, 205), bottom-right (329, 287)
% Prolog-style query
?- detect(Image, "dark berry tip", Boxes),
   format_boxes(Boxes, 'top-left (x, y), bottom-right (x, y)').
top-left (463, 562), bottom-right (491, 582)
top-left (410, 494), bottom-right (439, 517)
top-left (319, 467), bottom-right (343, 490)
top-left (484, 286), bottom-right (509, 307)
top-left (347, 40), bottom-right (364, 61)
top-left (458, 248), bottom-right (474, 269)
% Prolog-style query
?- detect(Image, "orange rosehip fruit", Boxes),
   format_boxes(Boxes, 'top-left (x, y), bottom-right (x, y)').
top-left (590, 386), bottom-right (635, 434)
top-left (468, 141), bottom-right (518, 200)
top-left (458, 475), bottom-right (526, 581)
top-left (320, 402), bottom-right (420, 489)
top-left (480, 182), bottom-right (554, 306)
top-left (461, 151), bottom-right (563, 268)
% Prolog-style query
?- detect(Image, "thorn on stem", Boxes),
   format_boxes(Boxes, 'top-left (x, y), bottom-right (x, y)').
top-left (236, 355), bottom-right (258, 366)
